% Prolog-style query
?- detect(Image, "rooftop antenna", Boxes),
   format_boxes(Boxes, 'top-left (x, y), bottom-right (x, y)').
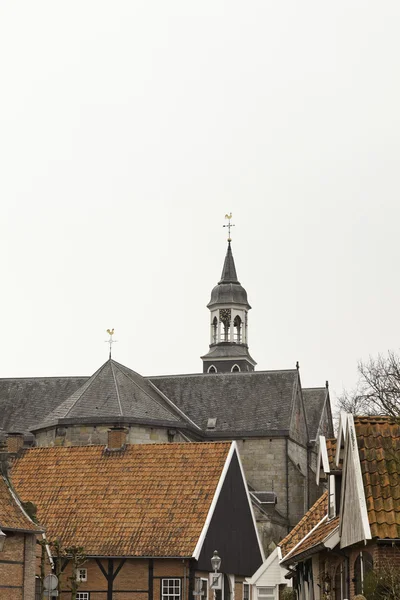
top-left (106, 329), bottom-right (117, 359)
top-left (223, 212), bottom-right (235, 242)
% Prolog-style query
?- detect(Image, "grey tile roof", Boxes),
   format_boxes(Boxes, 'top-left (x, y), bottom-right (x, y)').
top-left (149, 370), bottom-right (298, 433)
top-left (34, 360), bottom-right (183, 430)
top-left (208, 242), bottom-right (251, 308)
top-left (0, 376), bottom-right (87, 434)
top-left (302, 387), bottom-right (327, 441)
top-left (219, 241), bottom-right (239, 283)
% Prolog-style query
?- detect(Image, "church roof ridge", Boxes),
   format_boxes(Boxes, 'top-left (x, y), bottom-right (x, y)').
top-left (149, 368), bottom-right (298, 379)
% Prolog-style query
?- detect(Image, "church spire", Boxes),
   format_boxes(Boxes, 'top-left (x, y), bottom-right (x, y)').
top-left (201, 217), bottom-right (256, 374)
top-left (219, 242), bottom-right (239, 284)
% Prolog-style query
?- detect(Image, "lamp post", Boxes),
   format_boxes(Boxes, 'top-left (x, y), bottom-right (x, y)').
top-left (210, 551), bottom-right (221, 600)
top-left (0, 529), bottom-right (6, 552)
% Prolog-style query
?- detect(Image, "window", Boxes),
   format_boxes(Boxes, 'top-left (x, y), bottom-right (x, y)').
top-left (231, 364), bottom-right (241, 373)
top-left (234, 315), bottom-right (242, 342)
top-left (257, 587), bottom-right (275, 600)
top-left (76, 568), bottom-right (87, 582)
top-left (243, 583), bottom-right (250, 600)
top-left (201, 578), bottom-right (208, 600)
top-left (208, 365), bottom-right (217, 374)
top-left (354, 551), bottom-right (373, 595)
top-left (76, 594), bottom-right (90, 600)
top-left (334, 560), bottom-right (347, 600)
top-left (35, 578), bottom-right (42, 600)
top-left (328, 475), bottom-right (335, 519)
top-left (212, 317), bottom-right (218, 344)
top-left (162, 579), bottom-right (181, 600)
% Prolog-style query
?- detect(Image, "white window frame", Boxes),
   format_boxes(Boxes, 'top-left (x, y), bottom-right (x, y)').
top-left (76, 593), bottom-right (90, 600)
top-left (76, 568), bottom-right (87, 582)
top-left (243, 583), bottom-right (250, 600)
top-left (162, 578), bottom-right (182, 600)
top-left (207, 365), bottom-right (217, 373)
top-left (256, 587), bottom-right (275, 600)
top-left (201, 578), bottom-right (208, 600)
top-left (328, 474), bottom-right (336, 519)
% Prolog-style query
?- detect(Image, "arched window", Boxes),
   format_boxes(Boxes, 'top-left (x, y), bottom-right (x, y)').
top-left (219, 309), bottom-right (231, 342)
top-left (231, 364), bottom-right (241, 373)
top-left (212, 317), bottom-right (218, 344)
top-left (208, 365), bottom-right (217, 374)
top-left (354, 551), bottom-right (373, 595)
top-left (234, 315), bottom-right (242, 343)
top-left (334, 560), bottom-right (347, 600)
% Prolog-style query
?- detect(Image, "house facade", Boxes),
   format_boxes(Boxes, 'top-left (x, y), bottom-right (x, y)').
top-left (0, 440), bottom-right (43, 600)
top-left (9, 436), bottom-right (264, 600)
top-left (274, 414), bottom-right (400, 600)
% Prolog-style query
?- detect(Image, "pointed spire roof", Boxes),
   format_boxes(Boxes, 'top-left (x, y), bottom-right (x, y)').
top-left (219, 242), bottom-right (239, 284)
top-left (208, 242), bottom-right (250, 309)
top-left (33, 359), bottom-right (187, 430)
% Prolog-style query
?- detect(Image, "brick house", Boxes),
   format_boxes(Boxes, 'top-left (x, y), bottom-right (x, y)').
top-left (0, 441), bottom-right (43, 600)
top-left (10, 436), bottom-right (264, 600)
top-left (273, 414), bottom-right (400, 600)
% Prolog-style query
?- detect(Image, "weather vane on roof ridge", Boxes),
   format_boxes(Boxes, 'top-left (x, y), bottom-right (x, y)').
top-left (223, 213), bottom-right (235, 242)
top-left (106, 328), bottom-right (117, 359)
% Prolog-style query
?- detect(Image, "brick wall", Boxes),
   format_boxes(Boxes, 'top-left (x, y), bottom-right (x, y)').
top-left (0, 531), bottom-right (37, 600)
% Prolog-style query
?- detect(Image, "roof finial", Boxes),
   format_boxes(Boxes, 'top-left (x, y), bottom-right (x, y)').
top-left (106, 329), bottom-right (117, 359)
top-left (223, 213), bottom-right (235, 242)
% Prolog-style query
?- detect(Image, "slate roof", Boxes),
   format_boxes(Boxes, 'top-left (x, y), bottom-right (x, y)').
top-left (208, 242), bottom-right (250, 308)
top-left (280, 491), bottom-right (328, 558)
top-left (10, 442), bottom-right (231, 556)
top-left (35, 360), bottom-right (185, 430)
top-left (200, 343), bottom-right (256, 365)
top-left (0, 474), bottom-right (42, 533)
top-left (0, 376), bottom-right (87, 434)
top-left (355, 416), bottom-right (400, 539)
top-left (149, 370), bottom-right (299, 434)
top-left (302, 388), bottom-right (327, 441)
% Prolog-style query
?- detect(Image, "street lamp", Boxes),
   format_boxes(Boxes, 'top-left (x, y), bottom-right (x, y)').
top-left (0, 529), bottom-right (6, 552)
top-left (211, 550), bottom-right (221, 573)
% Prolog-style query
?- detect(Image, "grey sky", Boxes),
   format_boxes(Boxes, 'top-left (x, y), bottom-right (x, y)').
top-left (1, 2), bottom-right (400, 405)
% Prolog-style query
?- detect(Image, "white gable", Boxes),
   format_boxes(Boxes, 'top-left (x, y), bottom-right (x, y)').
top-left (339, 414), bottom-right (371, 548)
top-left (247, 547), bottom-right (287, 586)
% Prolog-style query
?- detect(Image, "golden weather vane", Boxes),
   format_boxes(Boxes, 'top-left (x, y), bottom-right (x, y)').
top-left (223, 213), bottom-right (235, 242)
top-left (106, 328), bottom-right (117, 359)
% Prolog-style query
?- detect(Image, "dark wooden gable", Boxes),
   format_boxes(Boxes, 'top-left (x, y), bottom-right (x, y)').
top-left (197, 450), bottom-right (263, 576)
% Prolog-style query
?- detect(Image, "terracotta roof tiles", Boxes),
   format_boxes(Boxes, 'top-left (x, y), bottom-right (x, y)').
top-left (283, 516), bottom-right (339, 563)
top-left (11, 442), bottom-right (231, 556)
top-left (355, 416), bottom-right (400, 539)
top-left (280, 491), bottom-right (328, 557)
top-left (0, 475), bottom-right (42, 533)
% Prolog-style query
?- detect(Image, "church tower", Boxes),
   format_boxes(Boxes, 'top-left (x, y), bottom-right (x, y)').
top-left (201, 238), bottom-right (256, 373)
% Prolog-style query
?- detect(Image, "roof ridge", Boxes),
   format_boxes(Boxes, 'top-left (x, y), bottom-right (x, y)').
top-left (113, 362), bottom-right (181, 420)
top-left (64, 361), bottom-right (110, 418)
top-left (148, 369), bottom-right (298, 379)
top-left (110, 361), bottom-right (123, 417)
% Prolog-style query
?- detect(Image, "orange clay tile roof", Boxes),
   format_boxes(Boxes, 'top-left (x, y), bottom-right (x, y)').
top-left (0, 475), bottom-right (42, 533)
top-left (354, 416), bottom-right (400, 539)
top-left (279, 491), bottom-right (328, 558)
top-left (326, 438), bottom-right (339, 471)
top-left (10, 442), bottom-right (231, 556)
top-left (282, 516), bottom-right (339, 564)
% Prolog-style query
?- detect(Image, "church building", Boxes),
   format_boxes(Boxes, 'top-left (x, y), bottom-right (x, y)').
top-left (0, 234), bottom-right (333, 552)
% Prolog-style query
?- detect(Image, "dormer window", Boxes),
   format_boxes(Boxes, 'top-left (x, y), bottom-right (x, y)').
top-left (328, 474), bottom-right (335, 519)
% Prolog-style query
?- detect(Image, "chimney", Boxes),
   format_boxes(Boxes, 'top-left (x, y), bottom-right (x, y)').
top-left (107, 426), bottom-right (128, 451)
top-left (0, 438), bottom-right (9, 477)
top-left (6, 433), bottom-right (25, 455)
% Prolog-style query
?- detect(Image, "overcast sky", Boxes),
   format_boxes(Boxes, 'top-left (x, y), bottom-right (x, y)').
top-left (1, 2), bottom-right (400, 405)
